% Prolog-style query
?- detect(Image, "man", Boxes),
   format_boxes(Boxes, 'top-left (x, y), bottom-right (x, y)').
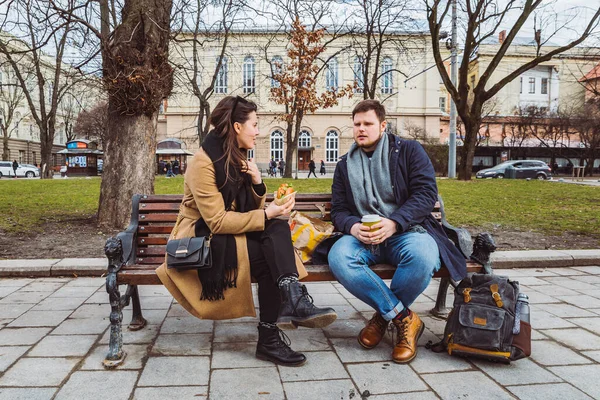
top-left (12, 160), bottom-right (18, 177)
top-left (278, 159), bottom-right (285, 177)
top-left (328, 100), bottom-right (466, 363)
top-left (307, 159), bottom-right (317, 178)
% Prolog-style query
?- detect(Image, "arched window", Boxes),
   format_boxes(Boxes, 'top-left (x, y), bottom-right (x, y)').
top-left (243, 56), bottom-right (255, 94)
top-left (270, 130), bottom-right (284, 161)
top-left (215, 56), bottom-right (228, 94)
top-left (298, 130), bottom-right (311, 148)
top-left (271, 56), bottom-right (283, 88)
top-left (247, 148), bottom-right (254, 160)
top-left (326, 57), bottom-right (338, 91)
top-left (326, 130), bottom-right (339, 162)
top-left (381, 57), bottom-right (393, 94)
top-left (353, 56), bottom-right (364, 93)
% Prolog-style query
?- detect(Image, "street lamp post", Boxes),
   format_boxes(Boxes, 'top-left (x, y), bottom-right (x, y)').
top-left (448, 0), bottom-right (458, 178)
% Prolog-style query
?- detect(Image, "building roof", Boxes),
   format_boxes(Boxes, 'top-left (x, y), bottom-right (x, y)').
top-left (156, 149), bottom-right (194, 155)
top-left (57, 149), bottom-right (103, 155)
top-left (580, 62), bottom-right (600, 82)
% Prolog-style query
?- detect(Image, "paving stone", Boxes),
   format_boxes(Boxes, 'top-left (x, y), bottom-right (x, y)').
top-left (500, 268), bottom-right (558, 278)
top-left (284, 328), bottom-right (331, 352)
top-left (544, 277), bottom-right (598, 291)
top-left (51, 317), bottom-right (109, 335)
top-left (421, 371), bottom-right (511, 400)
top-left (55, 370), bottom-right (138, 400)
top-left (327, 304), bottom-right (363, 320)
top-left (0, 327), bottom-right (51, 345)
top-left (571, 275), bottom-right (600, 284)
top-left (137, 285), bottom-right (172, 296)
top-left (82, 344), bottom-right (147, 370)
top-left (32, 296), bottom-right (87, 311)
top-left (566, 317), bottom-right (600, 334)
top-left (526, 290), bottom-right (561, 304)
top-left (531, 329), bottom-right (548, 340)
top-left (302, 282), bottom-right (338, 294)
top-left (347, 361), bottom-right (428, 394)
top-left (166, 303), bottom-right (189, 318)
top-left (0, 286), bottom-right (21, 298)
top-left (538, 303), bottom-right (597, 318)
top-left (323, 319), bottom-right (367, 338)
top-left (20, 281), bottom-right (66, 292)
top-left (531, 310), bottom-right (576, 329)
top-left (211, 342), bottom-right (272, 369)
top-left (84, 292), bottom-right (109, 304)
top-left (331, 337), bottom-right (392, 363)
top-left (542, 328), bottom-right (600, 350)
top-left (543, 268), bottom-right (588, 276)
top-left (138, 296), bottom-right (173, 309)
top-left (368, 392), bottom-right (440, 400)
top-left (0, 388), bottom-right (57, 400)
top-left (279, 351), bottom-right (348, 382)
top-left (160, 317), bottom-right (214, 334)
top-left (347, 297), bottom-right (375, 312)
top-left (409, 345), bottom-right (472, 373)
top-left (49, 285), bottom-right (99, 298)
top-left (210, 367), bottom-right (283, 399)
top-left (8, 310), bottom-right (71, 327)
top-left (151, 334), bottom-right (211, 356)
top-left (0, 278), bottom-right (34, 287)
top-left (473, 358), bottom-right (563, 385)
top-left (137, 356), bottom-right (210, 386)
top-left (61, 277), bottom-right (103, 287)
top-left (311, 293), bottom-right (350, 306)
top-left (0, 290), bottom-right (51, 304)
top-left (491, 250), bottom-right (573, 268)
top-left (517, 277), bottom-right (553, 286)
top-left (527, 283), bottom-right (580, 296)
top-left (576, 289), bottom-right (600, 298)
top-left (582, 350), bottom-right (600, 363)
top-left (29, 334), bottom-right (96, 357)
top-left (100, 324), bottom-right (160, 344)
top-left (0, 346), bottom-right (29, 372)
top-left (530, 340), bottom-right (592, 366)
top-left (70, 304), bottom-right (110, 319)
top-left (0, 303), bottom-right (33, 318)
top-left (507, 383), bottom-right (592, 400)
top-left (420, 316), bottom-right (448, 336)
top-left (0, 357), bottom-right (79, 386)
top-left (133, 386), bottom-right (208, 400)
top-left (572, 266), bottom-right (600, 274)
top-left (549, 365), bottom-right (600, 399)
top-left (284, 379), bottom-right (358, 400)
top-left (213, 322), bottom-right (258, 342)
top-left (555, 295), bottom-right (600, 309)
top-left (122, 308), bottom-right (169, 326)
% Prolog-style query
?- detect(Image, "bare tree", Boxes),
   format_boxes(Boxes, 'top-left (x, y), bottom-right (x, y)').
top-left (73, 101), bottom-right (108, 146)
top-left (0, 0), bottom-right (90, 178)
top-left (427, 0), bottom-right (600, 180)
top-left (0, 67), bottom-right (29, 160)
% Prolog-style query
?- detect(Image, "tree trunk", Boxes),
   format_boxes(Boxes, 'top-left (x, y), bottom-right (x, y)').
top-left (40, 127), bottom-right (54, 179)
top-left (458, 120), bottom-right (481, 180)
top-left (2, 128), bottom-right (8, 161)
top-left (98, 111), bottom-right (157, 229)
top-left (283, 122), bottom-right (295, 178)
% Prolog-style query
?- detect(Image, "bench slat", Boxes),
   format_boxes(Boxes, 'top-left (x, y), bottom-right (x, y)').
top-left (140, 203), bottom-right (180, 211)
top-left (139, 214), bottom-right (179, 223)
top-left (138, 237), bottom-right (169, 245)
top-left (138, 226), bottom-right (174, 234)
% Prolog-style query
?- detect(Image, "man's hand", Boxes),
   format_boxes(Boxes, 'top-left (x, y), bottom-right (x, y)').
top-left (350, 218), bottom-right (398, 245)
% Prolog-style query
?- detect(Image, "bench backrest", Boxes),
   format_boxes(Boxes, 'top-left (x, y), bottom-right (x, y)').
top-left (132, 193), bottom-right (442, 266)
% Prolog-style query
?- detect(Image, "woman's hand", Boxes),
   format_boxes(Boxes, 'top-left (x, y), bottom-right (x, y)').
top-left (242, 159), bottom-right (262, 185)
top-left (265, 194), bottom-right (295, 220)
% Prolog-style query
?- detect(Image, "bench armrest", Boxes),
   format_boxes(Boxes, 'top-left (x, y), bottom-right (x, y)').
top-left (441, 220), bottom-right (473, 259)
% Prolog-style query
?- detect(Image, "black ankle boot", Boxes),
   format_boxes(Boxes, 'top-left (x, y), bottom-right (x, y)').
top-left (277, 281), bottom-right (337, 330)
top-left (256, 324), bottom-right (306, 366)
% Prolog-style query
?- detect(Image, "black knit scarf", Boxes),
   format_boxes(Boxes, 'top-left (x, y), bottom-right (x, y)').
top-left (194, 130), bottom-right (257, 301)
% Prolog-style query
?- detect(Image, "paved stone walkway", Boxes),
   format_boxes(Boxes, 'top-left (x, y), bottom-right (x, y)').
top-left (0, 266), bottom-right (599, 399)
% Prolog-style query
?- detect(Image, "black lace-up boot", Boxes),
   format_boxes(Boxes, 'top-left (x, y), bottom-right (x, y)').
top-left (256, 323), bottom-right (306, 366)
top-left (276, 281), bottom-right (337, 330)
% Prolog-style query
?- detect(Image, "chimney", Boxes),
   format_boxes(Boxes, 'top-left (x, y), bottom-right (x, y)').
top-left (499, 30), bottom-right (506, 44)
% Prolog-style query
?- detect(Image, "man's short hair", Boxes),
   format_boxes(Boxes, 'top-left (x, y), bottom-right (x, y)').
top-left (352, 100), bottom-right (386, 123)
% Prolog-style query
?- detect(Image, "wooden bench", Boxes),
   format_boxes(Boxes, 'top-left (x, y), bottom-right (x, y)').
top-left (103, 193), bottom-right (496, 368)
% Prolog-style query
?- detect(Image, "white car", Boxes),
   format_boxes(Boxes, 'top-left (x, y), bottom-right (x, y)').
top-left (0, 161), bottom-right (40, 178)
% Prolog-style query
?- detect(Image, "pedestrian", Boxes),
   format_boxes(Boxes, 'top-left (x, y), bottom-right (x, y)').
top-left (159, 159), bottom-right (166, 175)
top-left (166, 161), bottom-right (174, 177)
top-left (173, 159), bottom-right (180, 175)
top-left (319, 160), bottom-right (326, 176)
top-left (12, 160), bottom-right (18, 178)
top-left (269, 158), bottom-right (277, 177)
top-left (156, 95), bottom-right (336, 367)
top-left (307, 159), bottom-right (317, 178)
top-left (327, 99), bottom-right (466, 364)
top-left (278, 159), bottom-right (285, 177)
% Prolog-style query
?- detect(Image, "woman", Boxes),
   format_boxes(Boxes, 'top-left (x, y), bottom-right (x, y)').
top-left (156, 96), bottom-right (336, 366)
top-left (320, 160), bottom-right (326, 176)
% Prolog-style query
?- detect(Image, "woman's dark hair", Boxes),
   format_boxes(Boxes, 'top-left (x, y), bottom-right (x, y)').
top-left (209, 96), bottom-right (258, 184)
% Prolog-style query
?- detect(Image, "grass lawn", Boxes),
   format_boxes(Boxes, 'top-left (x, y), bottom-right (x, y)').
top-left (0, 176), bottom-right (598, 239)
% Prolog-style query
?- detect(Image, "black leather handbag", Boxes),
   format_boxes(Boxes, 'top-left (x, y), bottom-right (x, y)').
top-left (166, 235), bottom-right (212, 270)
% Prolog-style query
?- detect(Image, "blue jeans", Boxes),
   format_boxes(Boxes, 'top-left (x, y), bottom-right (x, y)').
top-left (328, 229), bottom-right (441, 321)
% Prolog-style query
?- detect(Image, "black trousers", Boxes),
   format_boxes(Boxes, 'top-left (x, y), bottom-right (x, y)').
top-left (246, 219), bottom-right (297, 323)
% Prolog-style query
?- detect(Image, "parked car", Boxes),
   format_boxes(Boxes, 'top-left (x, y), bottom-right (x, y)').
top-left (476, 160), bottom-right (552, 180)
top-left (0, 161), bottom-right (40, 178)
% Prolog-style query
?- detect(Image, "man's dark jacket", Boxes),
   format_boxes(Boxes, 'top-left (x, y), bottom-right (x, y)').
top-left (331, 134), bottom-right (466, 281)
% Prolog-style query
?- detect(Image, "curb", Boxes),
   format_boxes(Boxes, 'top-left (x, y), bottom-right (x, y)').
top-left (0, 250), bottom-right (599, 278)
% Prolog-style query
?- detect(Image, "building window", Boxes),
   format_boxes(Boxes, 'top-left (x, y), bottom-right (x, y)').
top-left (326, 57), bottom-right (338, 91)
top-left (271, 56), bottom-right (283, 88)
top-left (243, 56), bottom-right (255, 94)
top-left (528, 77), bottom-right (535, 94)
top-left (32, 151), bottom-right (36, 164)
top-left (270, 130), bottom-right (284, 161)
top-left (381, 57), bottom-right (393, 94)
top-left (353, 56), bottom-right (364, 93)
top-left (14, 112), bottom-right (21, 137)
top-left (541, 78), bottom-right (548, 95)
top-left (247, 149), bottom-right (254, 160)
top-left (325, 130), bottom-right (339, 162)
top-left (19, 150), bottom-right (24, 163)
top-left (215, 57), bottom-right (228, 94)
top-left (520, 77), bottom-right (523, 94)
top-left (299, 130), bottom-right (311, 148)
top-left (439, 97), bottom-right (446, 112)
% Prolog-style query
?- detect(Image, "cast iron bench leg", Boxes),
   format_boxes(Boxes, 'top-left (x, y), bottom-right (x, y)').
top-left (103, 238), bottom-right (126, 369)
top-left (128, 285), bottom-right (147, 331)
top-left (431, 277), bottom-right (452, 319)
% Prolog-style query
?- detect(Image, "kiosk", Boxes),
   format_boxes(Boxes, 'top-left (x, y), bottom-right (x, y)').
top-left (57, 140), bottom-right (103, 176)
top-left (156, 138), bottom-right (194, 175)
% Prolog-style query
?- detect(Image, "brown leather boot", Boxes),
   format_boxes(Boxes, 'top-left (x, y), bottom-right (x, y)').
top-left (358, 312), bottom-right (389, 349)
top-left (391, 312), bottom-right (425, 363)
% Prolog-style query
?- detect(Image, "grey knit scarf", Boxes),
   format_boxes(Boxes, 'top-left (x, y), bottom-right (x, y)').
top-left (347, 133), bottom-right (396, 218)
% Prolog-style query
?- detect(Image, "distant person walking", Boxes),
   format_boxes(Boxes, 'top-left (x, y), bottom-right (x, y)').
top-left (320, 160), bottom-right (326, 176)
top-left (166, 161), bottom-right (175, 177)
top-left (173, 159), bottom-right (180, 175)
top-left (307, 159), bottom-right (317, 178)
top-left (278, 159), bottom-right (285, 177)
top-left (12, 160), bottom-right (18, 178)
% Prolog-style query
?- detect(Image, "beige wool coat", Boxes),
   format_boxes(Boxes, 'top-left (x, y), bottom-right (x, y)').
top-left (156, 149), bottom-right (307, 320)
